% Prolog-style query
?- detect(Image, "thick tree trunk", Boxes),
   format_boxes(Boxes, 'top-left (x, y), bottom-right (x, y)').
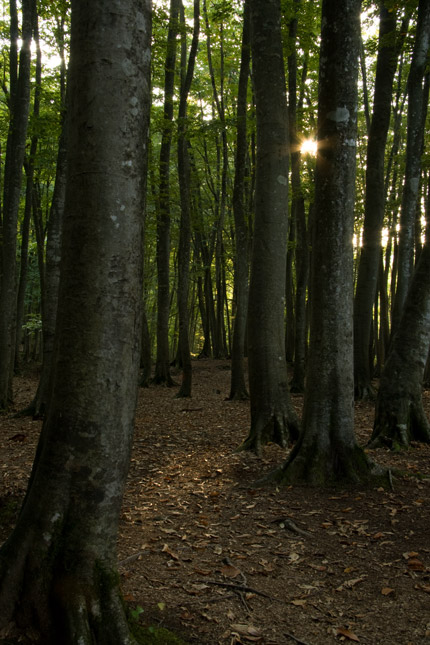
top-left (273, 0), bottom-right (386, 486)
top-left (370, 244), bottom-right (430, 449)
top-left (353, 5), bottom-right (399, 399)
top-left (0, 0), bottom-right (32, 409)
top-left (229, 0), bottom-right (250, 401)
top-left (242, 0), bottom-right (299, 455)
top-left (0, 1), bottom-right (151, 642)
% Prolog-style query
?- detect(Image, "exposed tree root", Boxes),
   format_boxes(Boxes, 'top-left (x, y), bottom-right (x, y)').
top-left (354, 382), bottom-right (377, 402)
top-left (228, 387), bottom-right (249, 402)
top-left (240, 409), bottom-right (299, 456)
top-left (369, 394), bottom-right (430, 449)
top-left (265, 440), bottom-right (387, 488)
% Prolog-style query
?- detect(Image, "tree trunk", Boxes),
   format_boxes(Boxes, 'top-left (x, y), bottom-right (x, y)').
top-left (288, 0), bottom-right (309, 394)
top-left (176, 0), bottom-right (200, 398)
top-left (272, 0), bottom-right (386, 486)
top-left (371, 243), bottom-right (430, 449)
top-left (229, 0), bottom-right (250, 400)
top-left (391, 0), bottom-right (430, 334)
top-left (242, 0), bottom-right (299, 455)
top-left (0, 0), bottom-right (33, 409)
top-left (353, 5), bottom-right (400, 400)
top-left (0, 1), bottom-right (151, 642)
top-left (153, 0), bottom-right (180, 387)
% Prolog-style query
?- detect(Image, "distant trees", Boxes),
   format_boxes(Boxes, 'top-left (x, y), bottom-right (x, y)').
top-left (0, 0), bottom-right (429, 457)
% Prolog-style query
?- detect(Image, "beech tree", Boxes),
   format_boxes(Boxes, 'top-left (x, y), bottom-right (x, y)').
top-left (353, 3), bottom-right (402, 400)
top-left (272, 0), bottom-right (385, 485)
top-left (391, 0), bottom-right (430, 334)
top-left (176, 0), bottom-right (200, 398)
top-left (371, 242), bottom-right (430, 449)
top-left (153, 0), bottom-right (180, 387)
top-left (242, 0), bottom-right (299, 454)
top-left (229, 0), bottom-right (250, 401)
top-left (0, 1), bottom-right (151, 642)
top-left (0, 0), bottom-right (33, 409)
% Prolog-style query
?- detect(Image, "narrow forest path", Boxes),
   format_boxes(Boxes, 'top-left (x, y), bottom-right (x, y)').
top-left (1, 360), bottom-right (430, 644)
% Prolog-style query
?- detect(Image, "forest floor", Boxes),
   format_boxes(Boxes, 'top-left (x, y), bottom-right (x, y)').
top-left (1, 359), bottom-right (430, 645)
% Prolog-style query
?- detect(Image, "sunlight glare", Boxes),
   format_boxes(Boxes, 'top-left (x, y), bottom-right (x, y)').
top-left (300, 139), bottom-right (317, 156)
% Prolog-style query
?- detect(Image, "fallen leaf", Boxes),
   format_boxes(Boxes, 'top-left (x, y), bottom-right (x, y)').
top-left (162, 544), bottom-right (179, 560)
top-left (291, 599), bottom-right (307, 606)
top-left (403, 551), bottom-right (419, 559)
top-left (336, 577), bottom-right (366, 591)
top-left (415, 583), bottom-right (430, 593)
top-left (221, 564), bottom-right (241, 578)
top-left (408, 558), bottom-right (425, 571)
top-left (381, 587), bottom-right (395, 596)
top-left (336, 626), bottom-right (360, 641)
top-left (231, 623), bottom-right (262, 641)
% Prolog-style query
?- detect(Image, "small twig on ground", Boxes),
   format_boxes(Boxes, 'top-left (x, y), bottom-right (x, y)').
top-left (388, 469), bottom-right (394, 491)
top-left (206, 580), bottom-right (278, 601)
top-left (284, 632), bottom-right (313, 645)
top-left (274, 518), bottom-right (311, 537)
top-left (118, 551), bottom-right (148, 567)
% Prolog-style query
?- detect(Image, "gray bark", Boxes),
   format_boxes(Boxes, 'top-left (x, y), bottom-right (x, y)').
top-left (242, 0), bottom-right (299, 455)
top-left (353, 5), bottom-right (401, 399)
top-left (0, 1), bottom-right (151, 641)
top-left (391, 0), bottom-right (430, 333)
top-left (371, 243), bottom-right (430, 449)
top-left (273, 0), bottom-right (385, 486)
top-left (153, 0), bottom-right (180, 386)
top-left (229, 0), bottom-right (250, 401)
top-left (0, 0), bottom-right (33, 408)
top-left (176, 0), bottom-right (200, 398)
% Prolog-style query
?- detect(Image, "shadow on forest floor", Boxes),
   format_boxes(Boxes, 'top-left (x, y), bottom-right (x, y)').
top-left (1, 359), bottom-right (430, 644)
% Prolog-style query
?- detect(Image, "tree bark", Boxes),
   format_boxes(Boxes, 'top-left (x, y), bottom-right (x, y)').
top-left (0, 0), bottom-right (33, 409)
top-left (242, 0), bottom-right (299, 455)
top-left (153, 0), bottom-right (180, 386)
top-left (229, 0), bottom-right (250, 401)
top-left (391, 0), bottom-right (430, 334)
top-left (0, 1), bottom-right (151, 642)
top-left (353, 5), bottom-right (400, 399)
top-left (288, 0), bottom-right (309, 394)
top-left (176, 0), bottom-right (200, 398)
top-left (272, 0), bottom-right (385, 486)
top-left (371, 243), bottom-right (430, 449)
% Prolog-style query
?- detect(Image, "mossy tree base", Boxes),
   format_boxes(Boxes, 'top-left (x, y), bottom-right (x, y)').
top-left (0, 537), bottom-right (135, 644)
top-left (267, 439), bottom-right (387, 488)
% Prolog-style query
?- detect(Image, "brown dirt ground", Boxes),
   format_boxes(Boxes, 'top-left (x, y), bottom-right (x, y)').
top-left (1, 359), bottom-right (430, 645)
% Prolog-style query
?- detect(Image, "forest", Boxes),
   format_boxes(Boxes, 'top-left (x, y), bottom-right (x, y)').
top-left (0, 0), bottom-right (430, 643)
